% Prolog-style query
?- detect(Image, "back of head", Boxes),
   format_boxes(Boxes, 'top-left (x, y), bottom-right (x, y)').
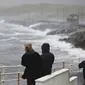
top-left (24, 43), bottom-right (32, 52)
top-left (41, 43), bottom-right (50, 53)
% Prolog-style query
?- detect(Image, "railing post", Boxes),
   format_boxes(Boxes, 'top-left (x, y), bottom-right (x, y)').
top-left (78, 58), bottom-right (80, 63)
top-left (78, 58), bottom-right (81, 72)
top-left (52, 68), bottom-right (56, 72)
top-left (1, 65), bottom-right (5, 85)
top-left (63, 62), bottom-right (65, 68)
top-left (70, 65), bottom-right (73, 73)
top-left (18, 65), bottom-right (20, 85)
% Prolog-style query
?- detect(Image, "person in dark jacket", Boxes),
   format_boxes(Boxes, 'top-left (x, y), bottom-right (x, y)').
top-left (21, 43), bottom-right (42, 85)
top-left (78, 61), bottom-right (85, 85)
top-left (41, 43), bottom-right (54, 77)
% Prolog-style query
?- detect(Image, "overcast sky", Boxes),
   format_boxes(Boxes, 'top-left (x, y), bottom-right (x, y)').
top-left (0, 0), bottom-right (85, 7)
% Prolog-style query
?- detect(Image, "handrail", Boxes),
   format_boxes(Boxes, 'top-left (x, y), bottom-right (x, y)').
top-left (0, 65), bottom-right (22, 85)
top-left (54, 57), bottom-right (84, 64)
top-left (52, 57), bottom-right (85, 73)
top-left (0, 65), bottom-right (22, 68)
top-left (1, 72), bottom-right (23, 75)
top-left (0, 57), bottom-right (85, 85)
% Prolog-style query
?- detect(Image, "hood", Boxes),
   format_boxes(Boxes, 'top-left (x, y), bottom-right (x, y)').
top-left (41, 43), bottom-right (50, 53)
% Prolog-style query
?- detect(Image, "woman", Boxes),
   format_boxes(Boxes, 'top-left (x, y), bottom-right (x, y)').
top-left (21, 43), bottom-right (42, 85)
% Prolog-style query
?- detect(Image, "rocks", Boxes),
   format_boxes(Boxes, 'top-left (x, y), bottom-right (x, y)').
top-left (47, 22), bottom-right (79, 35)
top-left (64, 29), bottom-right (85, 49)
top-left (57, 13), bottom-right (85, 49)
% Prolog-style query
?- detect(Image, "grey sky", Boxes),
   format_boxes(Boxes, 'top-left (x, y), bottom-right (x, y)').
top-left (0, 0), bottom-right (85, 7)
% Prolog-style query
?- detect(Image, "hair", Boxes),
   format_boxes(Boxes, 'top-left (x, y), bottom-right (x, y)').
top-left (24, 43), bottom-right (32, 52)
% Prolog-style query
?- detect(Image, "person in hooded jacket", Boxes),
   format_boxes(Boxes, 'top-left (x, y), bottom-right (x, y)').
top-left (78, 60), bottom-right (85, 85)
top-left (41, 43), bottom-right (54, 77)
top-left (21, 43), bottom-right (42, 85)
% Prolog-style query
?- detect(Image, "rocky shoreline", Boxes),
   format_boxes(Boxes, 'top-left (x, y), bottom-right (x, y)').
top-left (59, 23), bottom-right (85, 49)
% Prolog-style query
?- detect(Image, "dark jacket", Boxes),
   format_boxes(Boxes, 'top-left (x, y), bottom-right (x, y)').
top-left (41, 43), bottom-right (54, 76)
top-left (78, 61), bottom-right (85, 79)
top-left (21, 50), bottom-right (42, 79)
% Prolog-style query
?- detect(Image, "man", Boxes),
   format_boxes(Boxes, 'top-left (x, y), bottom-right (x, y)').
top-left (21, 43), bottom-right (42, 85)
top-left (41, 43), bottom-right (54, 76)
top-left (78, 61), bottom-right (85, 85)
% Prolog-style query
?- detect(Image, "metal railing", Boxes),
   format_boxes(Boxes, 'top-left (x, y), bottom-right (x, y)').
top-left (0, 57), bottom-right (85, 85)
top-left (0, 65), bottom-right (22, 85)
top-left (52, 57), bottom-right (85, 74)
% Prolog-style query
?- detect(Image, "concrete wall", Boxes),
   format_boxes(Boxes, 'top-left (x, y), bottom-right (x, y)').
top-left (35, 69), bottom-right (77, 85)
top-left (70, 76), bottom-right (77, 85)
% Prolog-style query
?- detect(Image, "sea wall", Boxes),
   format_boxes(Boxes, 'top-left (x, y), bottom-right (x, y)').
top-left (35, 69), bottom-right (77, 85)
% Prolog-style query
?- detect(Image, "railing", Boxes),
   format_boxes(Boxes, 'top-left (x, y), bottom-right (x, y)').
top-left (0, 57), bottom-right (85, 85)
top-left (0, 65), bottom-right (23, 85)
top-left (52, 57), bottom-right (85, 74)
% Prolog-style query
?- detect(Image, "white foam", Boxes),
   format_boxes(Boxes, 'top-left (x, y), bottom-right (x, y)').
top-left (0, 33), bottom-right (5, 36)
top-left (4, 22), bottom-right (49, 36)
top-left (37, 34), bottom-right (85, 58)
top-left (0, 20), bottom-right (5, 24)
top-left (1, 20), bottom-right (85, 59)
top-left (13, 32), bottom-right (23, 36)
top-left (67, 48), bottom-right (85, 58)
top-left (0, 37), bottom-right (18, 41)
top-left (28, 23), bottom-right (43, 28)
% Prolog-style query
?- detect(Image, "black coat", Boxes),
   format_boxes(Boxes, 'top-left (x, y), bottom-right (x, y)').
top-left (21, 50), bottom-right (42, 79)
top-left (41, 43), bottom-right (54, 76)
top-left (78, 61), bottom-right (85, 79)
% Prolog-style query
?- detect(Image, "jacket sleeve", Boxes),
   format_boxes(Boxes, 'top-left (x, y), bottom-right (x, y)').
top-left (52, 54), bottom-right (54, 64)
top-left (21, 54), bottom-right (27, 66)
top-left (35, 52), bottom-right (42, 71)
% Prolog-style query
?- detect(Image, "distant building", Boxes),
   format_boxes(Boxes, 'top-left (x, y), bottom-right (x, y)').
top-left (67, 14), bottom-right (79, 24)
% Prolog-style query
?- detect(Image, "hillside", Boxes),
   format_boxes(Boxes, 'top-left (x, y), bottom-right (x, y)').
top-left (0, 3), bottom-right (85, 16)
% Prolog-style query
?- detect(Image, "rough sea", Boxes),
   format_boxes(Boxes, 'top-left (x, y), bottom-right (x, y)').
top-left (0, 19), bottom-right (85, 65)
top-left (0, 4), bottom-right (85, 85)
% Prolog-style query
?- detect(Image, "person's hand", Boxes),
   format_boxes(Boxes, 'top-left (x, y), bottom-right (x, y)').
top-left (22, 74), bottom-right (26, 79)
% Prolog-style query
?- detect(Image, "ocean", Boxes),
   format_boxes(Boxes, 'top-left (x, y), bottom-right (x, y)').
top-left (0, 19), bottom-right (85, 65)
top-left (0, 4), bottom-right (85, 85)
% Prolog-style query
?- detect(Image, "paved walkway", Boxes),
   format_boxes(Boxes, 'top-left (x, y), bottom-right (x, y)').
top-left (71, 72), bottom-right (83, 85)
top-left (78, 72), bottom-right (83, 85)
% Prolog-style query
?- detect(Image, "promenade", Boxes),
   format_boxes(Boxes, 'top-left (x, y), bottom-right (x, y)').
top-left (0, 58), bottom-right (84, 85)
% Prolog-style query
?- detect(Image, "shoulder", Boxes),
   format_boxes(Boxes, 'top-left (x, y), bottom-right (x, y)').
top-left (79, 61), bottom-right (85, 68)
top-left (22, 53), bottom-right (26, 58)
top-left (80, 61), bottom-right (85, 64)
top-left (22, 52), bottom-right (28, 59)
top-left (50, 52), bottom-right (54, 57)
top-left (34, 52), bottom-right (40, 55)
top-left (49, 53), bottom-right (54, 61)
